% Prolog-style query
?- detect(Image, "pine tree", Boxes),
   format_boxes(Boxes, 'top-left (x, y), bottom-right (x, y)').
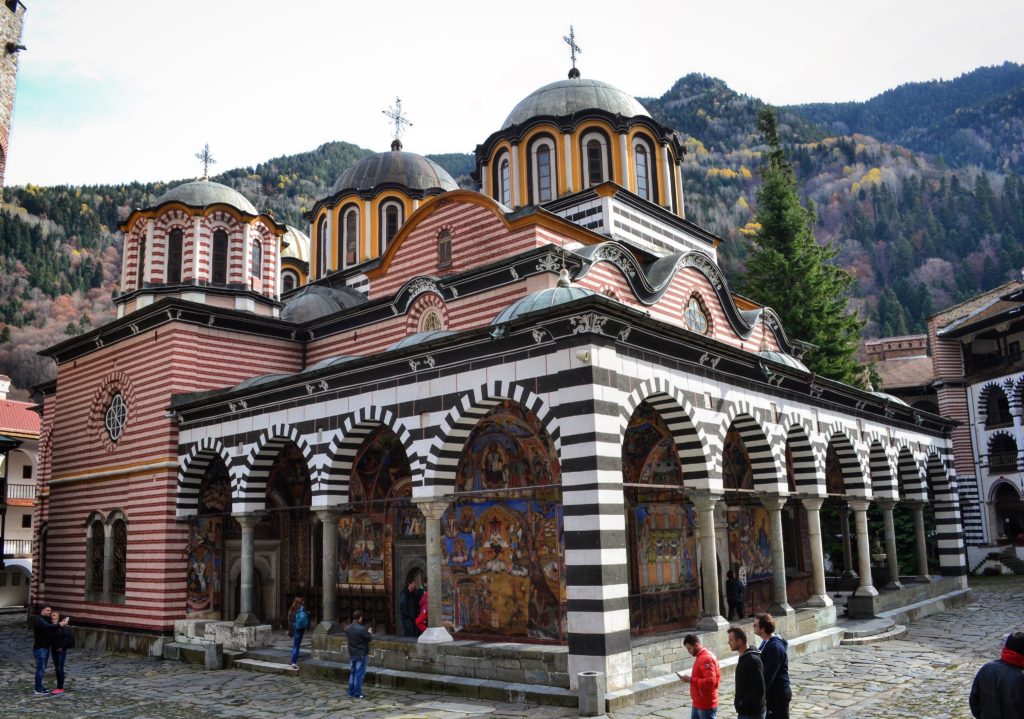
top-left (741, 107), bottom-right (866, 385)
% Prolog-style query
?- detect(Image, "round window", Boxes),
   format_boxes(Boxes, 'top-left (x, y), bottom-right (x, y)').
top-left (685, 297), bottom-right (709, 335)
top-left (105, 393), bottom-right (128, 442)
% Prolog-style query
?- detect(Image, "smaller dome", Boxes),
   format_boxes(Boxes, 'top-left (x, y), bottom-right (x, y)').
top-left (873, 391), bottom-right (909, 406)
top-left (758, 350), bottom-right (809, 372)
top-left (305, 354), bottom-right (358, 372)
top-left (332, 149), bottom-right (459, 195)
top-left (503, 78), bottom-right (651, 129)
top-left (281, 225), bottom-right (311, 263)
top-left (388, 330), bottom-right (456, 351)
top-left (156, 179), bottom-right (258, 215)
top-left (492, 284), bottom-right (597, 325)
top-left (280, 285), bottom-right (366, 323)
top-left (234, 373), bottom-right (290, 390)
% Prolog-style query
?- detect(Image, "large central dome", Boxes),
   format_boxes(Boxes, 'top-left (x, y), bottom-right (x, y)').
top-left (332, 148), bottom-right (459, 195)
top-left (156, 179), bottom-right (258, 215)
top-left (502, 77), bottom-right (651, 129)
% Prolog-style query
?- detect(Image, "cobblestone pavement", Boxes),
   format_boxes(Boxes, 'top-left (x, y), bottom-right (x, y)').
top-left (2, 576), bottom-right (1021, 719)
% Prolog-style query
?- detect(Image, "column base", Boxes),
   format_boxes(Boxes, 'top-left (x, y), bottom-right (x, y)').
top-left (418, 626), bottom-right (454, 644)
top-left (846, 593), bottom-right (881, 619)
top-left (696, 614), bottom-right (729, 632)
top-left (916, 574), bottom-right (933, 583)
top-left (314, 619), bottom-right (344, 635)
top-left (841, 569), bottom-right (859, 579)
top-left (768, 602), bottom-right (795, 616)
top-left (804, 594), bottom-right (834, 608)
top-left (853, 584), bottom-right (879, 597)
top-left (233, 612), bottom-right (261, 626)
top-left (884, 580), bottom-right (904, 591)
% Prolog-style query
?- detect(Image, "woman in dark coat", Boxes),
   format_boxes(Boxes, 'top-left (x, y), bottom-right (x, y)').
top-left (49, 610), bottom-right (74, 695)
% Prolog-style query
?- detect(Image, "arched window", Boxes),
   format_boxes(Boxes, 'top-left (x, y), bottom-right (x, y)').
top-left (166, 228), bottom-right (183, 284)
top-left (530, 137), bottom-right (556, 204)
top-left (86, 516), bottom-right (105, 599)
top-left (315, 215), bottom-right (328, 277)
top-left (493, 152), bottom-right (511, 206)
top-left (437, 228), bottom-right (452, 268)
top-left (342, 207), bottom-right (359, 267)
top-left (211, 229), bottom-right (229, 285)
top-left (634, 142), bottom-right (650, 200)
top-left (281, 271), bottom-right (297, 293)
top-left (380, 201), bottom-right (403, 255)
top-left (136, 232), bottom-right (147, 289)
top-left (110, 515), bottom-right (128, 600)
top-left (989, 434), bottom-right (1018, 472)
top-left (251, 240), bottom-right (262, 281)
top-left (420, 310), bottom-right (443, 332)
top-left (684, 296), bottom-right (709, 335)
top-left (582, 131), bottom-right (610, 188)
top-left (985, 388), bottom-right (1012, 429)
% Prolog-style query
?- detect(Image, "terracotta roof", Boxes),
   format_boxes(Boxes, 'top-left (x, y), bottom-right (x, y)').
top-left (875, 356), bottom-right (936, 390)
top-left (0, 399), bottom-right (40, 436)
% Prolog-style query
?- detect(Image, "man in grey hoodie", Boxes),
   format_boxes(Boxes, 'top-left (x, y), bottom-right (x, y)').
top-left (754, 613), bottom-right (792, 719)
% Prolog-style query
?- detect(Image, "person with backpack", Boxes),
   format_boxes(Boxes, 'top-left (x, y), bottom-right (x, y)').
top-left (49, 610), bottom-right (75, 695)
top-left (287, 596), bottom-right (309, 669)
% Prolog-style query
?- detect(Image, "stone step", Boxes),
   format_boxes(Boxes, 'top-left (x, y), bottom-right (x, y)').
top-left (839, 617), bottom-right (895, 639)
top-left (840, 624), bottom-right (907, 646)
top-left (162, 641), bottom-right (223, 670)
top-left (233, 658), bottom-right (299, 675)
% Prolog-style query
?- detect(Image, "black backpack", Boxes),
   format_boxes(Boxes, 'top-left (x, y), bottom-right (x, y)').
top-left (62, 627), bottom-right (76, 650)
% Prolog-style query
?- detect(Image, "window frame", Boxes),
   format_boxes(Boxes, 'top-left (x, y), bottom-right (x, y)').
top-left (251, 239), bottom-right (262, 283)
top-left (684, 295), bottom-right (710, 335)
top-left (341, 205), bottom-right (360, 269)
top-left (581, 130), bottom-right (611, 189)
top-left (281, 270), bottom-right (298, 293)
top-left (528, 135), bottom-right (557, 205)
top-left (631, 134), bottom-right (658, 202)
top-left (437, 228), bottom-right (452, 268)
top-left (315, 215), bottom-right (328, 277)
top-left (211, 229), bottom-right (229, 285)
top-left (493, 151), bottom-right (512, 207)
top-left (379, 199), bottom-right (404, 255)
top-left (166, 227), bottom-right (183, 284)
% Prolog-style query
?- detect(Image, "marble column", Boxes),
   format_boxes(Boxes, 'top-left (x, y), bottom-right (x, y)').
top-left (102, 530), bottom-right (114, 599)
top-left (839, 503), bottom-right (857, 577)
top-left (761, 493), bottom-right (794, 615)
top-left (691, 491), bottom-right (728, 630)
top-left (847, 499), bottom-right (878, 597)
top-left (911, 501), bottom-right (932, 582)
top-left (799, 496), bottom-right (833, 607)
top-left (315, 508), bottom-right (342, 633)
top-left (877, 499), bottom-right (903, 590)
top-left (416, 499), bottom-right (453, 644)
top-left (234, 513), bottom-right (261, 625)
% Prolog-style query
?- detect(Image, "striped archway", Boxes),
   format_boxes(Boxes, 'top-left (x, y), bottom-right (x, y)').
top-left (177, 437), bottom-right (234, 519)
top-left (235, 424), bottom-right (315, 513)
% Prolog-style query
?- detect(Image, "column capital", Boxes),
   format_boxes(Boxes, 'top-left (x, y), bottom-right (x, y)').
top-left (847, 497), bottom-right (871, 513)
top-left (875, 497), bottom-right (897, 511)
top-left (415, 498), bottom-right (451, 520)
top-left (232, 512), bottom-right (261, 529)
top-left (688, 489), bottom-right (723, 511)
top-left (314, 507), bottom-right (344, 522)
top-left (759, 493), bottom-right (789, 512)
top-left (799, 495), bottom-right (825, 511)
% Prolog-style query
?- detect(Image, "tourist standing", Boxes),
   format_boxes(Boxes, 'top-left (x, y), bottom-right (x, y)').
top-left (677, 633), bottom-right (720, 719)
top-left (399, 577), bottom-right (420, 636)
top-left (728, 627), bottom-right (766, 719)
top-left (726, 570), bottom-right (745, 621)
top-left (346, 609), bottom-right (373, 699)
top-left (415, 583), bottom-right (429, 634)
top-left (287, 596), bottom-right (309, 669)
top-left (753, 613), bottom-right (791, 719)
top-left (32, 605), bottom-right (59, 695)
top-left (969, 631), bottom-right (1024, 719)
top-left (49, 610), bottom-right (74, 695)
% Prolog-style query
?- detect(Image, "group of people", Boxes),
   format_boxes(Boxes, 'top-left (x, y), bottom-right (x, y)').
top-left (32, 605), bottom-right (74, 696)
top-left (399, 576), bottom-right (428, 637)
top-left (679, 613), bottom-right (791, 719)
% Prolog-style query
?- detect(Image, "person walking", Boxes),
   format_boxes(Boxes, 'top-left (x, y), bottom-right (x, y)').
top-left (677, 633), bottom-right (720, 719)
top-left (399, 577), bottom-right (420, 637)
top-left (32, 605), bottom-right (61, 696)
top-left (346, 609), bottom-right (373, 699)
top-left (969, 630), bottom-right (1024, 719)
top-left (287, 596), bottom-right (309, 669)
top-left (726, 570), bottom-right (746, 621)
top-left (729, 626), bottom-right (766, 719)
top-left (753, 613), bottom-right (791, 719)
top-left (49, 610), bottom-right (74, 695)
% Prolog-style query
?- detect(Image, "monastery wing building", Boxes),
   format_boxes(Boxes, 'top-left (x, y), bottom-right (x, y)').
top-left (33, 68), bottom-right (966, 692)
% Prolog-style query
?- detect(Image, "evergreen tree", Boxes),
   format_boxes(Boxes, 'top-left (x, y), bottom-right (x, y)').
top-left (742, 107), bottom-right (865, 385)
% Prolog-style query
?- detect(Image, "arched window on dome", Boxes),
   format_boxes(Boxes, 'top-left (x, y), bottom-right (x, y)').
top-left (315, 215), bottom-right (328, 277)
top-left (581, 130), bottom-right (610, 189)
top-left (281, 270), bottom-right (298, 293)
top-left (136, 231), bottom-right (147, 289)
top-left (529, 136), bottom-right (557, 204)
top-left (492, 151), bottom-right (512, 207)
top-left (166, 228), bottom-right (183, 284)
top-left (632, 135), bottom-right (658, 202)
top-left (380, 200), bottom-right (403, 255)
top-left (251, 239), bottom-right (262, 283)
top-left (211, 229), bottom-right (229, 285)
top-left (437, 227), bottom-right (452, 268)
top-left (342, 206), bottom-right (359, 268)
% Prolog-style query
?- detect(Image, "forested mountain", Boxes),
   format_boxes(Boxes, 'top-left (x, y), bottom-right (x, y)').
top-left (2, 64), bottom-right (1023, 397)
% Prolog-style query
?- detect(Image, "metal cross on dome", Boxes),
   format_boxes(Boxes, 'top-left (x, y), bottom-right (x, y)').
top-left (382, 97), bottom-right (413, 143)
top-left (564, 26), bottom-right (581, 71)
top-left (195, 144), bottom-right (217, 178)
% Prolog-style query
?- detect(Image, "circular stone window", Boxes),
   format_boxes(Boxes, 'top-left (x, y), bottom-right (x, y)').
top-left (105, 392), bottom-right (128, 442)
top-left (684, 297), bottom-right (709, 335)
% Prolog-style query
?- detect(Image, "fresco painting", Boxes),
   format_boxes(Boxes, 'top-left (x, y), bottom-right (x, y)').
top-left (186, 458), bottom-right (230, 614)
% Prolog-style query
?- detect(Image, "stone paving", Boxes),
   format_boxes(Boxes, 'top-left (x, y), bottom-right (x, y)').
top-left (1, 576), bottom-right (1021, 719)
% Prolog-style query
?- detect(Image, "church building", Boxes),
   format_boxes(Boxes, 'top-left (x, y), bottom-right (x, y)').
top-left (32, 59), bottom-right (966, 692)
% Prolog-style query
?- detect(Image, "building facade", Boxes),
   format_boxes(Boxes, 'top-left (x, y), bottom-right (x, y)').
top-left (0, 0), bottom-right (25, 195)
top-left (1, 373), bottom-right (38, 606)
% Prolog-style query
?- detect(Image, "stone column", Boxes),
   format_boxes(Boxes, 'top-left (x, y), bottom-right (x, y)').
top-left (877, 499), bottom-right (903, 590)
top-left (417, 499), bottom-right (453, 644)
top-left (315, 509), bottom-right (342, 634)
top-left (761, 493), bottom-right (794, 615)
top-left (848, 499), bottom-right (878, 597)
top-left (839, 503), bottom-right (856, 577)
top-left (102, 529), bottom-right (114, 599)
top-left (691, 491), bottom-right (728, 630)
top-left (911, 501), bottom-right (932, 582)
top-left (234, 513), bottom-right (261, 625)
top-left (799, 497), bottom-right (833, 607)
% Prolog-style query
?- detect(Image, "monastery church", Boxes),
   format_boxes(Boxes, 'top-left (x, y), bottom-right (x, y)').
top-left (32, 58), bottom-right (967, 691)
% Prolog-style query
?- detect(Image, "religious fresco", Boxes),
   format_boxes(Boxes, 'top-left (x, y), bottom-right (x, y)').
top-left (623, 401), bottom-right (684, 485)
top-left (186, 458), bottom-right (230, 614)
top-left (825, 444), bottom-right (845, 494)
top-left (633, 504), bottom-right (697, 591)
top-left (726, 506), bottom-right (772, 579)
top-left (723, 430), bottom-right (755, 491)
top-left (265, 443), bottom-right (313, 594)
top-left (337, 516), bottom-right (388, 585)
top-left (443, 402), bottom-right (564, 641)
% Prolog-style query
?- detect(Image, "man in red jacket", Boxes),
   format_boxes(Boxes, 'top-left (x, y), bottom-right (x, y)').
top-left (678, 634), bottom-right (720, 719)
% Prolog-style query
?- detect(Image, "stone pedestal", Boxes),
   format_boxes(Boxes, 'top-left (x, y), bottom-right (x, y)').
top-left (417, 499), bottom-right (453, 644)
top-left (692, 491), bottom-right (728, 630)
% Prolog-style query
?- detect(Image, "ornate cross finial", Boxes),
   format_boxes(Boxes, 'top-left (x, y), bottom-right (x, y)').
top-left (194, 144), bottom-right (216, 179)
top-left (563, 25), bottom-right (581, 77)
top-left (382, 97), bottom-right (412, 150)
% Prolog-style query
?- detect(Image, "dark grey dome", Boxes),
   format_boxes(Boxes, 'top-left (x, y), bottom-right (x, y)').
top-left (758, 350), bottom-right (809, 372)
top-left (234, 373), bottom-right (290, 390)
top-left (503, 78), bottom-right (651, 129)
top-left (332, 149), bottom-right (459, 195)
top-left (157, 179), bottom-right (257, 215)
top-left (388, 330), bottom-right (456, 351)
top-left (281, 285), bottom-right (366, 323)
top-left (492, 284), bottom-right (597, 324)
top-left (305, 354), bottom-right (358, 372)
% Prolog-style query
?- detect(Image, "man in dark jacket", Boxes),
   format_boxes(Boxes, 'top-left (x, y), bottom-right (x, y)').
top-left (345, 610), bottom-right (373, 699)
top-left (399, 577), bottom-right (420, 636)
top-left (726, 570), bottom-right (746, 621)
top-left (728, 626), bottom-right (766, 719)
top-left (969, 631), bottom-right (1024, 719)
top-left (754, 613), bottom-right (792, 719)
top-left (32, 605), bottom-right (67, 696)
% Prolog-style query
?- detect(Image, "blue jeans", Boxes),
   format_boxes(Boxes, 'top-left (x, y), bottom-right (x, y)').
top-left (33, 647), bottom-right (49, 692)
top-left (290, 629), bottom-right (304, 665)
top-left (348, 655), bottom-right (367, 697)
top-left (53, 649), bottom-right (67, 689)
top-left (691, 708), bottom-right (718, 719)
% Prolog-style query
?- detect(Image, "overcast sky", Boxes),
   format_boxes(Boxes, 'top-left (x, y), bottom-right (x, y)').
top-left (6, 0), bottom-right (1023, 187)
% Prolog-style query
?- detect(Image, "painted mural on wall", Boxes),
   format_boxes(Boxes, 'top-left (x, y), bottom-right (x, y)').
top-left (633, 504), bottom-right (697, 591)
top-left (722, 431), bottom-right (772, 589)
top-left (442, 402), bottom-right (564, 640)
top-left (265, 443), bottom-right (313, 591)
top-left (186, 459), bottom-right (230, 613)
